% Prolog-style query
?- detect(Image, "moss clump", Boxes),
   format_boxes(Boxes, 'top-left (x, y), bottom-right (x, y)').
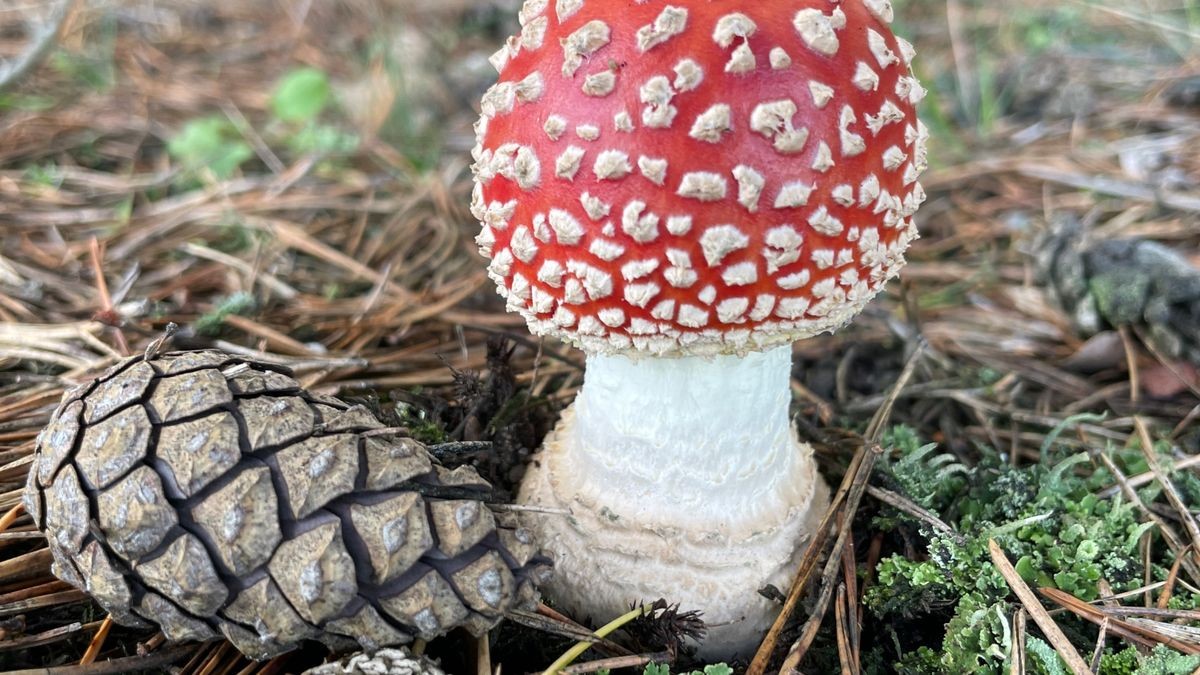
top-left (866, 427), bottom-right (1195, 674)
top-left (1097, 646), bottom-right (1200, 675)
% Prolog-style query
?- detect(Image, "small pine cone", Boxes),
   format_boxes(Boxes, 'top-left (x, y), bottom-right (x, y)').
top-left (1034, 219), bottom-right (1200, 366)
top-left (302, 648), bottom-right (446, 675)
top-left (24, 350), bottom-right (551, 660)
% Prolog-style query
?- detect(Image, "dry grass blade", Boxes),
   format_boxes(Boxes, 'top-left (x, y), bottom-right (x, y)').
top-left (0, 622), bottom-right (88, 653)
top-left (1010, 609), bottom-right (1026, 675)
top-left (834, 584), bottom-right (856, 675)
top-left (0, 588), bottom-right (88, 616)
top-left (0, 644), bottom-right (199, 674)
top-left (1134, 416), bottom-right (1200, 551)
top-left (1100, 606), bottom-right (1200, 622)
top-left (1090, 447), bottom-right (1200, 585)
top-left (1097, 454), bottom-right (1200, 499)
top-left (1157, 549), bottom-right (1186, 610)
top-left (839, 528), bottom-right (860, 668)
top-left (988, 540), bottom-right (1091, 674)
top-left (0, 0), bottom-right (74, 91)
top-left (1127, 618), bottom-right (1200, 646)
top-left (1061, 0), bottom-right (1200, 40)
top-left (1090, 616), bottom-right (1109, 673)
top-left (1040, 587), bottom-right (1200, 655)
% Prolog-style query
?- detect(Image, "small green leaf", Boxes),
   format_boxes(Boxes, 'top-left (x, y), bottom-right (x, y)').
top-left (643, 664), bottom-right (669, 675)
top-left (167, 116), bottom-right (253, 180)
top-left (287, 123), bottom-right (359, 155)
top-left (1125, 521), bottom-right (1158, 552)
top-left (272, 68), bottom-right (331, 123)
top-left (1076, 539), bottom-right (1099, 561)
top-left (1053, 571), bottom-right (1079, 592)
top-left (1014, 555), bottom-right (1037, 582)
top-left (703, 665), bottom-right (734, 675)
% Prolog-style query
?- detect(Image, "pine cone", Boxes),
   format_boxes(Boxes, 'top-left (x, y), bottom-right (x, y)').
top-left (1035, 219), bottom-right (1200, 366)
top-left (24, 350), bottom-right (551, 660)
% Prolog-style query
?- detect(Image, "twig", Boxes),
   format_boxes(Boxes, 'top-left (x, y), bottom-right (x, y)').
top-left (1091, 448), bottom-right (1200, 585)
top-left (87, 238), bottom-right (127, 356)
top-left (833, 584), bottom-right (855, 675)
top-left (0, 503), bottom-right (24, 536)
top-left (542, 605), bottom-right (653, 675)
top-left (1099, 605), bottom-right (1200, 622)
top-left (0, 0), bottom-right (74, 92)
top-left (1040, 586), bottom-right (1200, 655)
top-left (0, 532), bottom-right (45, 541)
top-left (839, 529), bottom-right (860, 671)
top-left (791, 380), bottom-right (834, 425)
top-left (865, 339), bottom-right (928, 442)
top-left (560, 651), bottom-right (672, 674)
top-left (1119, 327), bottom-right (1141, 405)
top-left (476, 632), bottom-right (491, 675)
top-left (1173, 404), bottom-right (1200, 441)
top-left (1010, 609), bottom-right (1026, 675)
top-left (1097, 453), bottom-right (1200, 498)
top-left (79, 616), bottom-right (113, 665)
top-left (0, 589), bottom-right (90, 617)
top-left (865, 485), bottom-right (964, 543)
top-left (1156, 543), bottom-right (1187, 610)
top-left (1018, 164), bottom-right (1200, 214)
top-left (1089, 617), bottom-right (1108, 674)
top-left (751, 342), bottom-right (926, 675)
top-left (988, 540), bottom-right (1091, 675)
top-left (506, 609), bottom-right (631, 655)
top-left (745, 451), bottom-right (851, 675)
top-left (1132, 324), bottom-right (1200, 398)
top-left (1, 644), bottom-right (199, 674)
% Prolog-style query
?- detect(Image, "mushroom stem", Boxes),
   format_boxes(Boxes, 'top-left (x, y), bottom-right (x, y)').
top-left (572, 346), bottom-right (809, 526)
top-left (519, 345), bottom-right (830, 657)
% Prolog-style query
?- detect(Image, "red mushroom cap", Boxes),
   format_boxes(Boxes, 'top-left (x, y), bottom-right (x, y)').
top-left (473, 0), bottom-right (927, 356)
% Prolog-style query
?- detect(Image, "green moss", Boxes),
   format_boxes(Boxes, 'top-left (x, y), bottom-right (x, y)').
top-left (167, 116), bottom-right (254, 182)
top-left (194, 292), bottom-right (257, 336)
top-left (1100, 646), bottom-right (1200, 674)
top-left (867, 428), bottom-right (1169, 673)
top-left (393, 401), bottom-right (448, 445)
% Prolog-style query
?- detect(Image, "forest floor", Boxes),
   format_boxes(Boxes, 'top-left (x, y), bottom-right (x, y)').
top-left (0, 1), bottom-right (1199, 673)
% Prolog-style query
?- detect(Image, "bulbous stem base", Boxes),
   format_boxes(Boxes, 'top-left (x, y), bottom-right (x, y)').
top-left (517, 346), bottom-right (830, 659)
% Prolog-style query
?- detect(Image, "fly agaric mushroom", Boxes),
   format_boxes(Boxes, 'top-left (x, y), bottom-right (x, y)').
top-left (472, 0), bottom-right (927, 656)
